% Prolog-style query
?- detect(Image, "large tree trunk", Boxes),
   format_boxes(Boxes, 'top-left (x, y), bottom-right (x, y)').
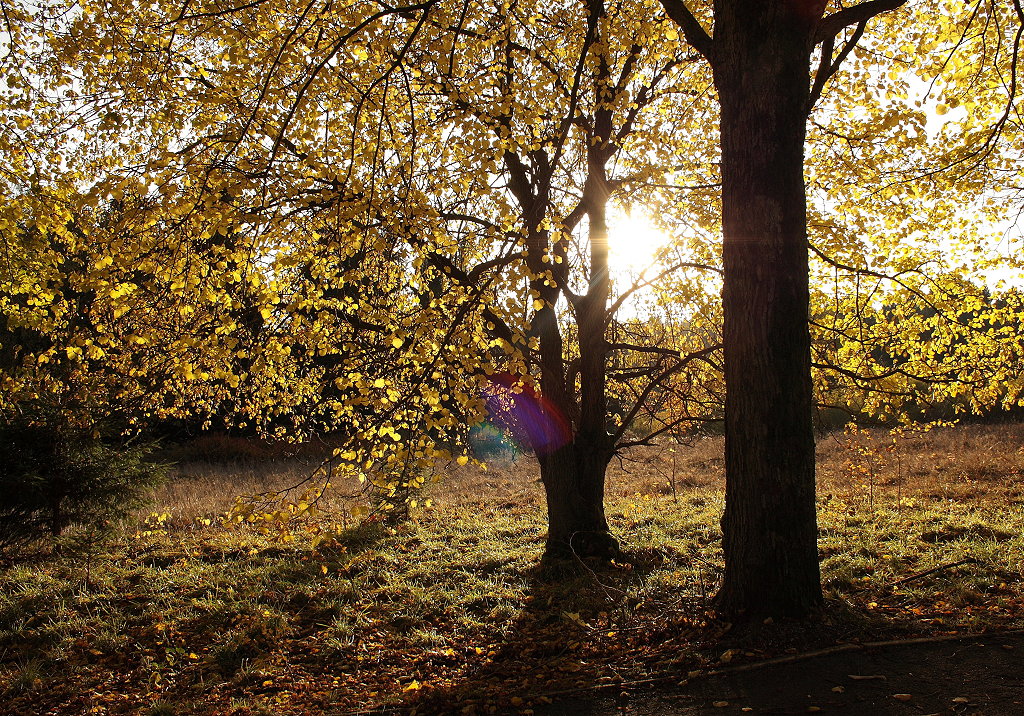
top-left (712, 2), bottom-right (823, 618)
top-left (526, 97), bottom-right (620, 562)
top-left (511, 7), bottom-right (623, 564)
top-left (531, 297), bottom-right (618, 563)
top-left (522, 223), bottom-right (618, 561)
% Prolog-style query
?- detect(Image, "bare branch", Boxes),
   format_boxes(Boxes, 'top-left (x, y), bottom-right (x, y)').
top-left (610, 343), bottom-right (722, 444)
top-left (166, 0), bottom-right (272, 24)
top-left (617, 414), bottom-right (717, 451)
top-left (606, 260), bottom-right (722, 319)
top-left (606, 341), bottom-right (684, 358)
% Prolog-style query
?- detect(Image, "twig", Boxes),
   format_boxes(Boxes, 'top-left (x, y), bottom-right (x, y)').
top-left (889, 557), bottom-right (981, 587)
top-left (519, 629), bottom-right (1024, 697)
top-left (853, 557), bottom-right (981, 593)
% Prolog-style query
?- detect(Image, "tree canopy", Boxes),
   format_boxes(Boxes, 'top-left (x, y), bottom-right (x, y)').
top-left (2, 0), bottom-right (1024, 612)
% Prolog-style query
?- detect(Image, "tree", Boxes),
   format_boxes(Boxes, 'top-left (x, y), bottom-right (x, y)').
top-left (0, 413), bottom-right (167, 554)
top-left (7, 0), bottom-right (727, 558)
top-left (386, 0), bottom-right (724, 560)
top-left (658, 0), bottom-right (1022, 618)
top-left (6, 0), bottom-right (1023, 596)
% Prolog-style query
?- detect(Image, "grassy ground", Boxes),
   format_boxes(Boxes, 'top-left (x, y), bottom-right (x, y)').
top-left (1, 423), bottom-right (1022, 715)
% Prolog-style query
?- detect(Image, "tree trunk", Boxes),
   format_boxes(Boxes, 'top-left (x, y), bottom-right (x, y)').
top-left (539, 437), bottom-right (617, 562)
top-left (533, 199), bottom-right (619, 562)
top-left (511, 16), bottom-right (623, 564)
top-left (527, 107), bottom-right (620, 562)
top-left (712, 2), bottom-right (823, 619)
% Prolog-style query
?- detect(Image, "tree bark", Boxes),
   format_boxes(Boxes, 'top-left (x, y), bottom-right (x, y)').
top-left (711, 1), bottom-right (823, 618)
top-left (658, 0), bottom-right (907, 619)
top-left (538, 438), bottom-right (617, 562)
top-left (514, 27), bottom-right (622, 563)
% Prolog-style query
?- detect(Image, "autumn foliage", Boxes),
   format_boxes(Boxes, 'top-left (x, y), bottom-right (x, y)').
top-left (1, 0), bottom-right (1023, 618)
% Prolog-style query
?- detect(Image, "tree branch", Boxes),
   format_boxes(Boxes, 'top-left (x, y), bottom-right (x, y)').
top-left (815, 0), bottom-right (908, 44)
top-left (606, 260), bottom-right (721, 320)
top-left (658, 0), bottom-right (713, 61)
top-left (610, 343), bottom-right (722, 444)
top-left (809, 20), bottom-right (867, 108)
top-left (607, 341), bottom-right (684, 358)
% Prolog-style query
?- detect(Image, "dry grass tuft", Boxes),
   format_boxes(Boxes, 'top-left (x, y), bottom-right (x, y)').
top-left (153, 459), bottom-right (325, 524)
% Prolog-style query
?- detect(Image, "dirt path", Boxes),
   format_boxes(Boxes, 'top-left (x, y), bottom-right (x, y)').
top-left (532, 631), bottom-right (1024, 715)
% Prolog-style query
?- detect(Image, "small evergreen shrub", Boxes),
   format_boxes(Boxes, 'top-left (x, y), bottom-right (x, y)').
top-left (0, 418), bottom-right (167, 555)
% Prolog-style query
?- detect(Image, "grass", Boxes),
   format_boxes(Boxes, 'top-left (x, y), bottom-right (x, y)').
top-left (0, 423), bottom-right (1022, 714)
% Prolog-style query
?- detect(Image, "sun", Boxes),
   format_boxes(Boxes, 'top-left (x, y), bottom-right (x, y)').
top-left (607, 208), bottom-right (670, 275)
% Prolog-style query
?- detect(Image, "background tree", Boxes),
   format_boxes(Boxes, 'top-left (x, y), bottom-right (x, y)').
top-left (0, 413), bottom-right (167, 554)
top-left (7, 0), bottom-right (728, 558)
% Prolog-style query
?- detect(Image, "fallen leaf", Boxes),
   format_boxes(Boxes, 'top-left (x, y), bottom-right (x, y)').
top-left (893, 693), bottom-right (913, 701)
top-left (848, 674), bottom-right (887, 681)
top-left (719, 649), bottom-right (739, 663)
top-left (713, 701), bottom-right (730, 708)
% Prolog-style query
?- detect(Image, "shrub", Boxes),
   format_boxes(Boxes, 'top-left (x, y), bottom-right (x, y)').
top-left (0, 418), bottom-right (168, 555)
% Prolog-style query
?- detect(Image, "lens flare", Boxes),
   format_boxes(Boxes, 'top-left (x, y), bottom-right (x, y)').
top-left (482, 373), bottom-right (572, 456)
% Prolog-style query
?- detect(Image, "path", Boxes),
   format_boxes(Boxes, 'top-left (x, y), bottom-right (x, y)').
top-left (532, 631), bottom-right (1024, 715)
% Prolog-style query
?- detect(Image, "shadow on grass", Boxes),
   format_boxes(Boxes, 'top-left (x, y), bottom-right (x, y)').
top-left (396, 550), bottom-right (713, 715)
top-left (393, 555), bottom-right (991, 716)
